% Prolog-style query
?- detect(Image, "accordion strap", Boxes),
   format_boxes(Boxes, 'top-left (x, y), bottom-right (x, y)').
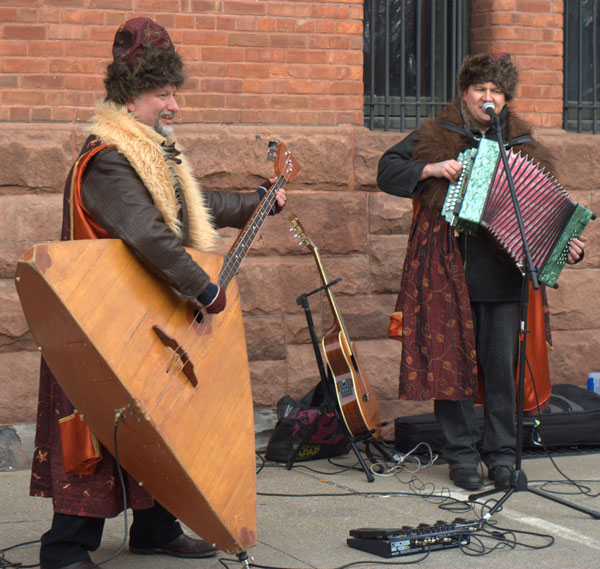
top-left (505, 134), bottom-right (534, 148)
top-left (436, 119), bottom-right (534, 149)
top-left (436, 119), bottom-right (480, 143)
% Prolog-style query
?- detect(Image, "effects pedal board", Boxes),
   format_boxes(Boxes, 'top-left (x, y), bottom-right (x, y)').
top-left (347, 517), bottom-right (479, 558)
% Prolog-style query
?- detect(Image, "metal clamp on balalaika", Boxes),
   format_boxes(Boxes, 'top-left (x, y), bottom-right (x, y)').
top-left (441, 137), bottom-right (596, 288)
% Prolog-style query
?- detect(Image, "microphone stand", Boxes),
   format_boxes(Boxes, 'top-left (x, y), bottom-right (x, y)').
top-left (468, 108), bottom-right (600, 521)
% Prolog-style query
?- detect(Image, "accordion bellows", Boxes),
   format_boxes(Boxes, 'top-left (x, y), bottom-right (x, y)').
top-left (442, 138), bottom-right (595, 288)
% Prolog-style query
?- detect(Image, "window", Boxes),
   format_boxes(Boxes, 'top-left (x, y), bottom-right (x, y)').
top-left (564, 1), bottom-right (600, 133)
top-left (364, 0), bottom-right (470, 131)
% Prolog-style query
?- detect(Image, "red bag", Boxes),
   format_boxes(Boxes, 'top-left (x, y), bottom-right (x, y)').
top-left (265, 384), bottom-right (349, 463)
top-left (58, 410), bottom-right (102, 475)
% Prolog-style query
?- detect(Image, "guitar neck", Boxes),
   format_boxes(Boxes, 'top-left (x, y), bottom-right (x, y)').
top-left (310, 246), bottom-right (352, 347)
top-left (218, 176), bottom-right (285, 288)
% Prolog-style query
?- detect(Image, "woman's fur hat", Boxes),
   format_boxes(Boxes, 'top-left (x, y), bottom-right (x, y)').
top-left (457, 53), bottom-right (519, 100)
top-left (104, 17), bottom-right (185, 104)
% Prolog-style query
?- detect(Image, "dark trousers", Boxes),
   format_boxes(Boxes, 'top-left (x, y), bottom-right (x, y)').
top-left (434, 301), bottom-right (520, 470)
top-left (40, 502), bottom-right (182, 569)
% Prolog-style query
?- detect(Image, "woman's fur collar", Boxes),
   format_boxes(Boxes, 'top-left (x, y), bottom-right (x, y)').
top-left (90, 101), bottom-right (218, 251)
top-left (412, 98), bottom-right (555, 212)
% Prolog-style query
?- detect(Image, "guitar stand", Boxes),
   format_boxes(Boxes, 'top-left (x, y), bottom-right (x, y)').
top-left (295, 284), bottom-right (381, 483)
top-left (363, 438), bottom-right (395, 465)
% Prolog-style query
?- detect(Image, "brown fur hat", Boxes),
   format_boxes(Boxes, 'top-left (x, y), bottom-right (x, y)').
top-left (457, 53), bottom-right (519, 100)
top-left (104, 17), bottom-right (185, 104)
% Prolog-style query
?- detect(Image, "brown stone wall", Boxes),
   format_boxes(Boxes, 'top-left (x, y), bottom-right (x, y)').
top-left (2, 123), bottom-right (599, 436)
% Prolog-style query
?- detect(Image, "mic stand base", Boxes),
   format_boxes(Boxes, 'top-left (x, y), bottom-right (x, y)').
top-left (469, 468), bottom-right (600, 520)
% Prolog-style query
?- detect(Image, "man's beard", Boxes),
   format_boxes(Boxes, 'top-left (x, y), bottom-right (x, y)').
top-left (155, 111), bottom-right (176, 137)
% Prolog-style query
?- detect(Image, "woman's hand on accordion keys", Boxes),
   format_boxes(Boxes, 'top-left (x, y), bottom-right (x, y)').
top-left (567, 236), bottom-right (587, 265)
top-left (420, 159), bottom-right (463, 184)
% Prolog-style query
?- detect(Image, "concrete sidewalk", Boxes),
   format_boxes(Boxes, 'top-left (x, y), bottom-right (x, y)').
top-left (1, 448), bottom-right (599, 569)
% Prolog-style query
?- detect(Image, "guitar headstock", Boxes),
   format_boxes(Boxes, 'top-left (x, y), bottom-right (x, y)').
top-left (289, 213), bottom-right (316, 252)
top-left (267, 140), bottom-right (301, 183)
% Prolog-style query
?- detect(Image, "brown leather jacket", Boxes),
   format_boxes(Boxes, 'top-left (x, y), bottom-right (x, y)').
top-left (81, 146), bottom-right (260, 300)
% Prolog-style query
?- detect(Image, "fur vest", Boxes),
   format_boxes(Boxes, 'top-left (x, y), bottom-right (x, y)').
top-left (90, 101), bottom-right (218, 251)
top-left (412, 98), bottom-right (555, 213)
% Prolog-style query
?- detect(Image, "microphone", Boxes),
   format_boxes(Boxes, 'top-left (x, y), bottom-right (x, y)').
top-left (482, 102), bottom-right (496, 118)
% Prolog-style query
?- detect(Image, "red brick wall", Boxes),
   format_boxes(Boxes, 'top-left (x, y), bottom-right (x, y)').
top-left (470, 0), bottom-right (564, 128)
top-left (0, 0), bottom-right (364, 125)
top-left (0, 1), bottom-right (566, 127)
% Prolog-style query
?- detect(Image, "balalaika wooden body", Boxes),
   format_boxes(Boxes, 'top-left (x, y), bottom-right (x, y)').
top-left (16, 241), bottom-right (256, 554)
top-left (441, 138), bottom-right (595, 288)
top-left (15, 141), bottom-right (300, 555)
top-left (289, 215), bottom-right (382, 439)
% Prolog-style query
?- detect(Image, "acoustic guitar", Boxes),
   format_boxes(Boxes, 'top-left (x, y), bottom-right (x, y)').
top-left (289, 214), bottom-right (382, 439)
top-left (15, 141), bottom-right (300, 555)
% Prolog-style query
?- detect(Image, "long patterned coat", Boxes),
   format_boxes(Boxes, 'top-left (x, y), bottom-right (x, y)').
top-left (378, 98), bottom-right (553, 410)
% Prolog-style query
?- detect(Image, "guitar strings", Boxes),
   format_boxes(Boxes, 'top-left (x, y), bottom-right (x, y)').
top-left (145, 184), bottom-right (281, 413)
top-left (168, 171), bottom-right (284, 360)
top-left (164, 181), bottom-right (281, 376)
top-left (160, 149), bottom-right (292, 367)
top-left (300, 223), bottom-right (373, 398)
top-left (144, 164), bottom-right (290, 412)
top-left (178, 173), bottom-right (284, 349)
top-left (219, 177), bottom-right (284, 287)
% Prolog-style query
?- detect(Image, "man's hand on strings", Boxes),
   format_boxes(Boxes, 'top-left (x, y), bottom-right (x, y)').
top-left (197, 282), bottom-right (226, 314)
top-left (420, 159), bottom-right (463, 184)
top-left (273, 187), bottom-right (287, 211)
top-left (567, 236), bottom-right (587, 265)
top-left (257, 177), bottom-right (286, 213)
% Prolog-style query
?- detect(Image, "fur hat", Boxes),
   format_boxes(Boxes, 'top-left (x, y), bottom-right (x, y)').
top-left (457, 53), bottom-right (519, 100)
top-left (104, 17), bottom-right (185, 104)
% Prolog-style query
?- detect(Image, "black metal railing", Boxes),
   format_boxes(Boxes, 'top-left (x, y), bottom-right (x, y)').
top-left (564, 1), bottom-right (600, 133)
top-left (363, 0), bottom-right (470, 131)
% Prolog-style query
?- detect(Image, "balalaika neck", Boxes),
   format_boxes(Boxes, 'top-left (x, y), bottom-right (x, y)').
top-left (218, 176), bottom-right (284, 289)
